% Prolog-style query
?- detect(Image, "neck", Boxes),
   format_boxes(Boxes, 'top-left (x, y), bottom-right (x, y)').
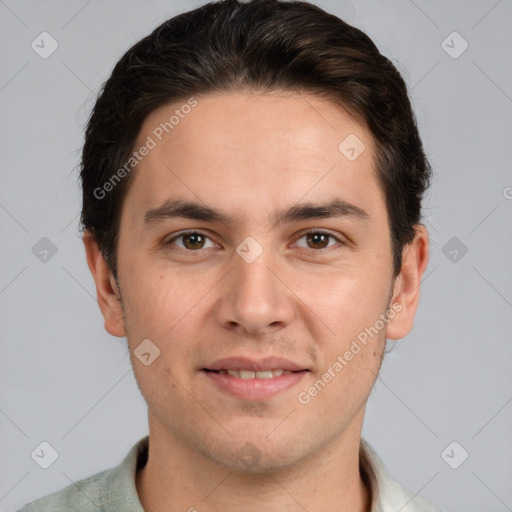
top-left (136, 414), bottom-right (371, 512)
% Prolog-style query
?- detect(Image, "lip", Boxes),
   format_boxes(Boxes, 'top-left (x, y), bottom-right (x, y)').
top-left (202, 369), bottom-right (308, 400)
top-left (202, 356), bottom-right (310, 400)
top-left (204, 356), bottom-right (308, 372)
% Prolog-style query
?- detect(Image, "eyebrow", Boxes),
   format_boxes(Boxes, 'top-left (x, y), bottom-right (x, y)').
top-left (143, 198), bottom-right (369, 228)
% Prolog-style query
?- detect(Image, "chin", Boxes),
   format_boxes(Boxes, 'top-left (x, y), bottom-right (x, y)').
top-left (198, 432), bottom-right (308, 475)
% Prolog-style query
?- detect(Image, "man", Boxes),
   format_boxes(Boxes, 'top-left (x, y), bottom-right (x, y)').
top-left (18, 0), bottom-right (442, 510)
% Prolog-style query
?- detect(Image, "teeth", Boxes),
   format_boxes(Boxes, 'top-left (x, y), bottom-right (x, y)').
top-left (256, 371), bottom-right (273, 379)
top-left (223, 369), bottom-right (292, 379)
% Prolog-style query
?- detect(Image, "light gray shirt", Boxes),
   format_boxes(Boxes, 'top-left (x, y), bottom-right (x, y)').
top-left (18, 436), bottom-right (443, 511)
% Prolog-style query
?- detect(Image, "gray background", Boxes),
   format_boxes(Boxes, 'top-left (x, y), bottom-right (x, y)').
top-left (1, 1), bottom-right (511, 511)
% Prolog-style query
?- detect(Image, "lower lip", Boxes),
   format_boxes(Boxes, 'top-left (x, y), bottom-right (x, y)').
top-left (202, 370), bottom-right (308, 400)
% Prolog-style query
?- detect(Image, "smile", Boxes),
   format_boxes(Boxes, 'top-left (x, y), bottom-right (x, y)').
top-left (209, 369), bottom-right (293, 379)
top-left (202, 369), bottom-right (309, 400)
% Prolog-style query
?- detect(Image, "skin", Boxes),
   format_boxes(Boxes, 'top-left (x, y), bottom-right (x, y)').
top-left (84, 90), bottom-right (429, 512)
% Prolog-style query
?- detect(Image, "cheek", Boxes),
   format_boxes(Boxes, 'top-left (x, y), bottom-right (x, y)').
top-left (309, 265), bottom-right (390, 331)
top-left (302, 263), bottom-right (391, 392)
top-left (120, 269), bottom-right (176, 341)
top-left (120, 265), bottom-right (216, 367)
top-left (122, 272), bottom-right (193, 399)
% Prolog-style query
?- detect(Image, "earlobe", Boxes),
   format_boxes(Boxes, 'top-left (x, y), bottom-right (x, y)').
top-left (83, 231), bottom-right (126, 338)
top-left (386, 225), bottom-right (429, 340)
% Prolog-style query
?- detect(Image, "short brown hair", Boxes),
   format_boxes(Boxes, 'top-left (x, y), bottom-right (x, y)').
top-left (80, 0), bottom-right (432, 279)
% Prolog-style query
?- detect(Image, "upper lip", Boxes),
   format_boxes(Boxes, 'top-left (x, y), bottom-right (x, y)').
top-left (204, 356), bottom-right (308, 372)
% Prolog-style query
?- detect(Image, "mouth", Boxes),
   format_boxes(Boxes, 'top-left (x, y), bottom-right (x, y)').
top-left (201, 357), bottom-right (310, 400)
top-left (202, 368), bottom-right (305, 379)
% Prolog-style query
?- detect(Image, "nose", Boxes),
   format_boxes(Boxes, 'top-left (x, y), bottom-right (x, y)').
top-left (214, 245), bottom-right (295, 336)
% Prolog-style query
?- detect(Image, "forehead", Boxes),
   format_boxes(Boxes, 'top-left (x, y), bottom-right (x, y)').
top-left (123, 90), bottom-right (383, 225)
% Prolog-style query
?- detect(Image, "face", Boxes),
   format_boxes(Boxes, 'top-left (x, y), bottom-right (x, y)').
top-left (85, 90), bottom-right (428, 472)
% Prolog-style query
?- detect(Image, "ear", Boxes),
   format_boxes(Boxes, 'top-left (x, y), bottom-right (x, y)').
top-left (83, 231), bottom-right (126, 337)
top-left (386, 224), bottom-right (429, 340)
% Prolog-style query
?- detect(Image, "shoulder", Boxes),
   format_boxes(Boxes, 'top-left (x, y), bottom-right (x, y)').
top-left (16, 465), bottom-right (115, 511)
top-left (360, 438), bottom-right (444, 512)
top-left (16, 436), bottom-right (148, 512)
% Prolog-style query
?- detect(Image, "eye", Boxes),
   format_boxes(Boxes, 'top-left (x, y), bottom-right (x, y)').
top-left (293, 231), bottom-right (344, 251)
top-left (164, 230), bottom-right (344, 253)
top-left (165, 231), bottom-right (219, 251)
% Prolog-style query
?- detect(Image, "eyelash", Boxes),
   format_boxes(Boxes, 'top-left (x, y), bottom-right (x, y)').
top-left (164, 230), bottom-right (345, 253)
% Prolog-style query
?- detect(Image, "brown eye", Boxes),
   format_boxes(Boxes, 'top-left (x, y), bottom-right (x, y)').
top-left (182, 232), bottom-right (206, 250)
top-left (166, 231), bottom-right (217, 251)
top-left (306, 232), bottom-right (330, 249)
top-left (294, 231), bottom-right (343, 251)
